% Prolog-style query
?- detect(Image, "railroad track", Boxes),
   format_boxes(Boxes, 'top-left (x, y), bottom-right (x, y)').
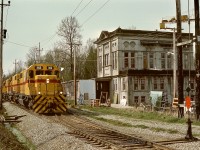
top-left (46, 111), bottom-right (174, 150)
top-left (4, 103), bottom-right (198, 150)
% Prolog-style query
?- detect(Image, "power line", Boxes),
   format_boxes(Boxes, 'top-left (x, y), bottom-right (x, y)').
top-left (5, 40), bottom-right (32, 48)
top-left (81, 0), bottom-right (111, 26)
top-left (75, 0), bottom-right (94, 17)
top-left (39, 33), bottom-right (57, 47)
top-left (71, 0), bottom-right (84, 16)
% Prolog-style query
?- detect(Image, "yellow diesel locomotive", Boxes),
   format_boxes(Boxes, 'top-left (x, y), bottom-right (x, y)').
top-left (3, 63), bottom-right (67, 114)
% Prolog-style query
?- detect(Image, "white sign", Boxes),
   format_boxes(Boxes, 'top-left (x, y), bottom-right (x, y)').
top-left (177, 39), bottom-right (193, 47)
top-left (197, 36), bottom-right (200, 42)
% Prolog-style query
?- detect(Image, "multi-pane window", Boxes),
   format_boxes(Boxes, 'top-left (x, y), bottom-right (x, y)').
top-left (141, 96), bottom-right (145, 103)
top-left (134, 77), bottom-right (138, 90)
top-left (154, 77), bottom-right (158, 90)
top-left (141, 77), bottom-right (145, 90)
top-left (122, 78), bottom-right (126, 90)
top-left (113, 78), bottom-right (118, 91)
top-left (160, 78), bottom-right (164, 90)
top-left (130, 52), bottom-right (135, 68)
top-left (149, 53), bottom-right (154, 68)
top-left (191, 95), bottom-right (194, 101)
top-left (143, 52), bottom-right (148, 69)
top-left (104, 54), bottom-right (109, 66)
top-left (190, 78), bottom-right (194, 89)
top-left (99, 56), bottom-right (102, 71)
top-left (134, 77), bottom-right (145, 90)
top-left (134, 96), bottom-right (139, 103)
top-left (112, 51), bottom-right (117, 69)
top-left (161, 53), bottom-right (165, 69)
top-left (167, 54), bottom-right (172, 69)
top-left (124, 52), bottom-right (128, 68)
top-left (184, 54), bottom-right (188, 69)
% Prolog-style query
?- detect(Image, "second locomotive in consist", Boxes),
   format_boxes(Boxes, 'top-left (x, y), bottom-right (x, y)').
top-left (3, 63), bottom-right (67, 114)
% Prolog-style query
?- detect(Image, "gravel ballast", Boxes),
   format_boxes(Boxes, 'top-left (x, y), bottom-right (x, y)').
top-left (3, 102), bottom-right (102, 150)
top-left (3, 102), bottom-right (200, 150)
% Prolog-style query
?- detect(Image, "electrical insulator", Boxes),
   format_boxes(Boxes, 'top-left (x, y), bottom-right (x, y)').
top-left (3, 29), bottom-right (7, 38)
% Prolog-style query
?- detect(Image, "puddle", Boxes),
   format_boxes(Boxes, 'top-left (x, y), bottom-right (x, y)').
top-left (5, 124), bottom-right (35, 150)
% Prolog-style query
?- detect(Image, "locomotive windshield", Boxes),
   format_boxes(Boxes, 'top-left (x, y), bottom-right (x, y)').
top-left (45, 70), bottom-right (52, 75)
top-left (36, 70), bottom-right (43, 75)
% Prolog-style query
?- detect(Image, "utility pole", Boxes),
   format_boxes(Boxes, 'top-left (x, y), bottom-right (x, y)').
top-left (37, 42), bottom-right (43, 63)
top-left (73, 43), bottom-right (81, 106)
top-left (176, 0), bottom-right (184, 118)
top-left (172, 28), bottom-right (177, 99)
top-left (74, 45), bottom-right (76, 105)
top-left (194, 0), bottom-right (200, 120)
top-left (0, 0), bottom-right (10, 110)
top-left (160, 23), bottom-right (177, 100)
top-left (13, 59), bottom-right (18, 74)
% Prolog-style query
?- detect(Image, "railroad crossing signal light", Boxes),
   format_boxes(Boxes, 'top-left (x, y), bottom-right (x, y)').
top-left (3, 29), bottom-right (7, 38)
top-left (185, 96), bottom-right (191, 109)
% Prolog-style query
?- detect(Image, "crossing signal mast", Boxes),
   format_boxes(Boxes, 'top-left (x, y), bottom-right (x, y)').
top-left (159, 14), bottom-right (193, 99)
top-left (160, 1), bottom-right (200, 120)
top-left (159, 2), bottom-right (195, 118)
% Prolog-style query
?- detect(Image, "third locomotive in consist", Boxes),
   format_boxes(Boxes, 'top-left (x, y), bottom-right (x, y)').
top-left (2, 63), bottom-right (67, 114)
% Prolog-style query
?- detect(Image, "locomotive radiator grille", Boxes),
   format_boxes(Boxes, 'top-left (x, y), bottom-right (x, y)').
top-left (33, 95), bottom-right (67, 114)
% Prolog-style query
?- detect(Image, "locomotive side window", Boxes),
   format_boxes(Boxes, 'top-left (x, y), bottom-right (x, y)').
top-left (36, 70), bottom-right (43, 75)
top-left (29, 70), bottom-right (34, 78)
top-left (45, 70), bottom-right (52, 75)
top-left (54, 70), bottom-right (59, 78)
top-left (20, 73), bottom-right (23, 78)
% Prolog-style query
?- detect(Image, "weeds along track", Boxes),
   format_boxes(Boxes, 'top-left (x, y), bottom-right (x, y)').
top-left (0, 127), bottom-right (27, 150)
top-left (46, 111), bottom-right (174, 150)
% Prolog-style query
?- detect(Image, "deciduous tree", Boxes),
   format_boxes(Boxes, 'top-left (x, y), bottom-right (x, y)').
top-left (57, 16), bottom-right (82, 80)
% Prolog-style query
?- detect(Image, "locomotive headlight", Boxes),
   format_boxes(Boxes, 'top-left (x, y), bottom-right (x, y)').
top-left (60, 92), bottom-right (63, 95)
top-left (46, 79), bottom-right (49, 84)
top-left (38, 92), bottom-right (41, 95)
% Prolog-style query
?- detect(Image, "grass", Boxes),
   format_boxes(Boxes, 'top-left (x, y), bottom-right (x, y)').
top-left (0, 107), bottom-right (33, 150)
top-left (91, 115), bottom-right (180, 134)
top-left (0, 108), bottom-right (35, 150)
top-left (71, 103), bottom-right (200, 136)
top-left (79, 105), bottom-right (200, 126)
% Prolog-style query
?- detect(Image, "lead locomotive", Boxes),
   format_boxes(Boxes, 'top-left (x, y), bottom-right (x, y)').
top-left (2, 63), bottom-right (67, 114)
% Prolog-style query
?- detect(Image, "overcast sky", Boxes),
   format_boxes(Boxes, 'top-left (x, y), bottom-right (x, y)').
top-left (3, 0), bottom-right (194, 75)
